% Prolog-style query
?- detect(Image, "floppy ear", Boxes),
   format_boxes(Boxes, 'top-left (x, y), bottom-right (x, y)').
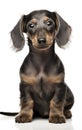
top-left (54, 12), bottom-right (72, 47)
top-left (11, 15), bottom-right (27, 51)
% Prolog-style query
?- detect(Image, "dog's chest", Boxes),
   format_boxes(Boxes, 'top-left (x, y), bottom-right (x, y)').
top-left (20, 65), bottom-right (64, 103)
top-left (20, 67), bottom-right (64, 89)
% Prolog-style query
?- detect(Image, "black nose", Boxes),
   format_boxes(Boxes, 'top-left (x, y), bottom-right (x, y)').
top-left (38, 38), bottom-right (46, 44)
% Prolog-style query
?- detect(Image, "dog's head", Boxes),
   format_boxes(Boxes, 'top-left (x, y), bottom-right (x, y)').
top-left (11, 10), bottom-right (71, 51)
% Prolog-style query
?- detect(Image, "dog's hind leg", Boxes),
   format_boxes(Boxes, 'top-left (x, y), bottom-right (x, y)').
top-left (64, 85), bottom-right (74, 119)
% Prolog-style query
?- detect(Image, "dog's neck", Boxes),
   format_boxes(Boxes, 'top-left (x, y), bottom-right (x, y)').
top-left (29, 43), bottom-right (55, 66)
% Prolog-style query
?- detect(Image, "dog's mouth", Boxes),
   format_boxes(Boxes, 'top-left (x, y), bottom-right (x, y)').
top-left (33, 44), bottom-right (52, 50)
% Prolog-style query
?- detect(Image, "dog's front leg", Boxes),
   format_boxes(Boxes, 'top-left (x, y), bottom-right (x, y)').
top-left (49, 83), bottom-right (67, 123)
top-left (15, 82), bottom-right (34, 123)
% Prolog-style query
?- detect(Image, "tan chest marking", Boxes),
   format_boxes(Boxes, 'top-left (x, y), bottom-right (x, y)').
top-left (47, 73), bottom-right (64, 83)
top-left (20, 73), bottom-right (64, 85)
top-left (20, 74), bottom-right (37, 85)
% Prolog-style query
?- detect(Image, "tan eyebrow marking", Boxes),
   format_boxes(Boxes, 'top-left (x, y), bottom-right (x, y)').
top-left (31, 18), bottom-right (37, 24)
top-left (43, 16), bottom-right (49, 21)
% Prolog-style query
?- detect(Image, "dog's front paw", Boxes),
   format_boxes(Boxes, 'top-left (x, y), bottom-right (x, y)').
top-left (15, 110), bottom-right (33, 123)
top-left (49, 114), bottom-right (66, 123)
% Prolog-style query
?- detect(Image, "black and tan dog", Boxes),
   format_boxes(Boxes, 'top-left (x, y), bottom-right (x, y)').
top-left (0, 10), bottom-right (74, 123)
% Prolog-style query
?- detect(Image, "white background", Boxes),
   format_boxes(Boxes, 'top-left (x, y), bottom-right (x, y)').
top-left (0, 0), bottom-right (82, 130)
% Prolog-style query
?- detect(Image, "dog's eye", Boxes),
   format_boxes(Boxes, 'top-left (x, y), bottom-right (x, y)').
top-left (46, 20), bottom-right (52, 26)
top-left (29, 23), bottom-right (35, 28)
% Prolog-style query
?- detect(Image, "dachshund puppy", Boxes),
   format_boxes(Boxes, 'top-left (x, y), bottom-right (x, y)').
top-left (1, 10), bottom-right (74, 123)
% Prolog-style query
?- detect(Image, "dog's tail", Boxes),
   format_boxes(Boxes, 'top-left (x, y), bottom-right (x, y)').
top-left (0, 112), bottom-right (18, 116)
